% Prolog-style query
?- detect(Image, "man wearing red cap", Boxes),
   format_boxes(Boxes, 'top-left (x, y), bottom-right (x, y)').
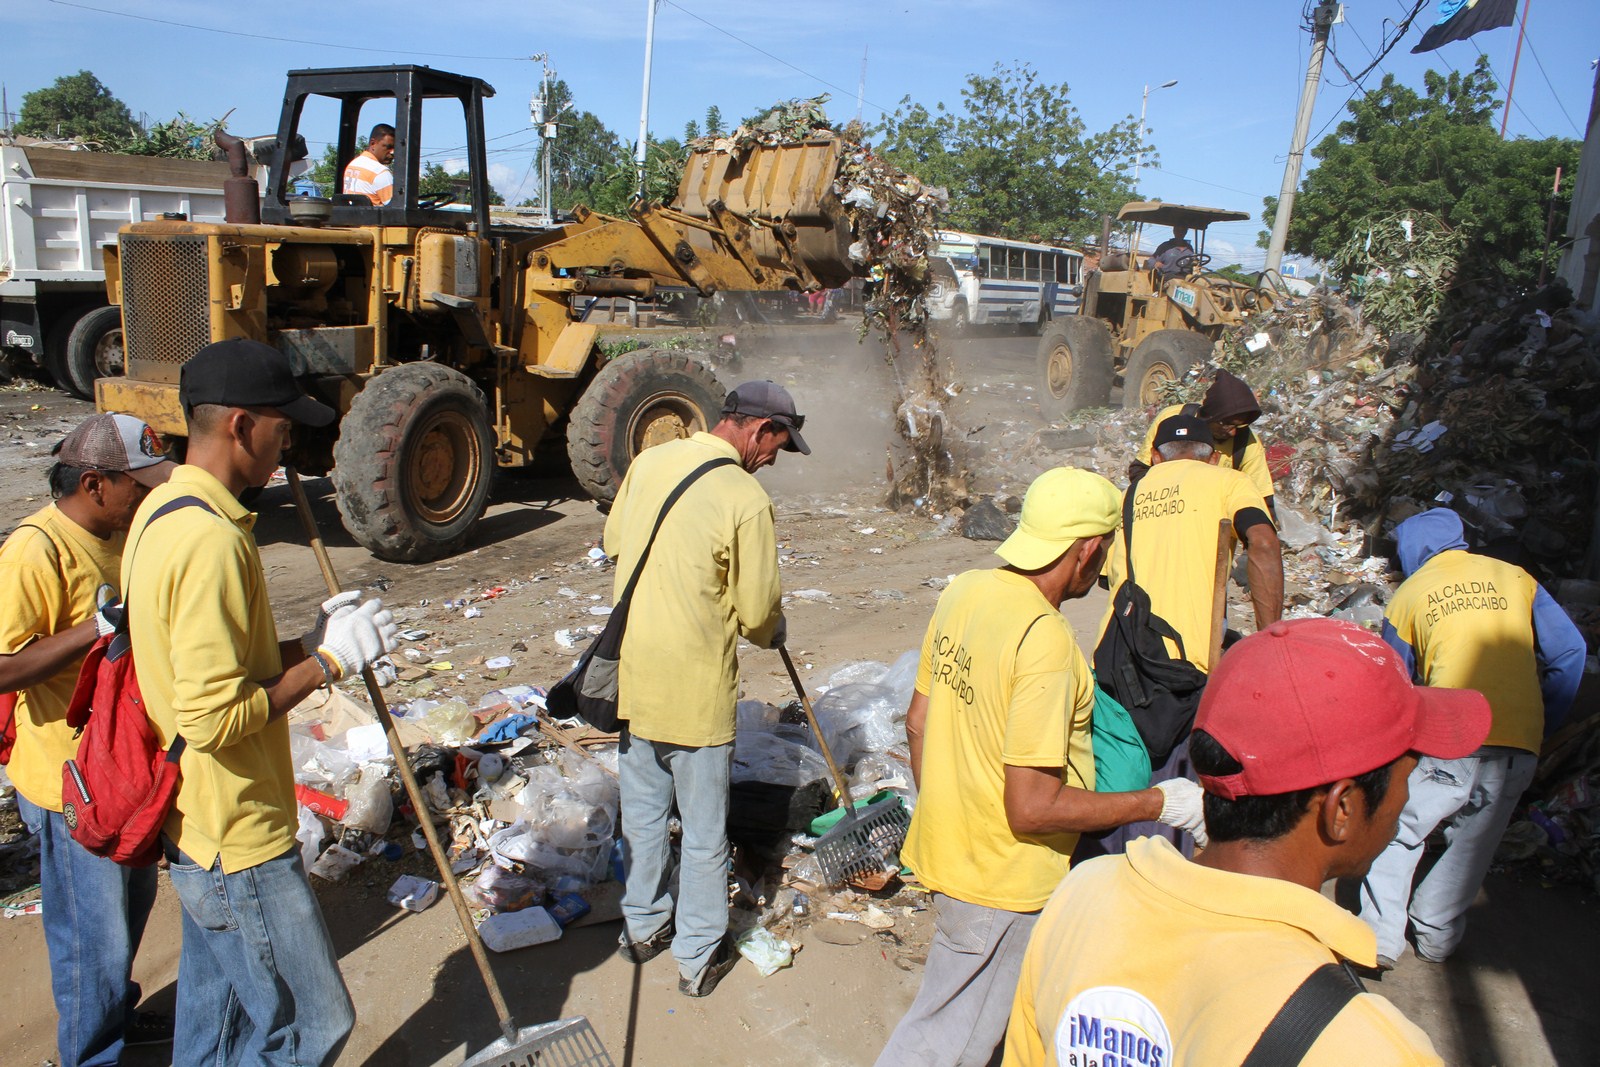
top-left (0, 413), bottom-right (175, 1064)
top-left (1006, 619), bottom-right (1487, 1066)
top-left (877, 468), bottom-right (1206, 1067)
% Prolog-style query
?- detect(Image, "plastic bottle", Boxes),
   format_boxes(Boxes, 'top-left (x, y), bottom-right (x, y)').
top-left (478, 906), bottom-right (563, 952)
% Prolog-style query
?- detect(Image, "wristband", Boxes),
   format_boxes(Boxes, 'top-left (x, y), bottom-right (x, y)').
top-left (311, 649), bottom-right (341, 687)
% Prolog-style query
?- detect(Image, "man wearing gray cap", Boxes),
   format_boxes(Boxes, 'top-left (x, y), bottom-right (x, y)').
top-left (605, 380), bottom-right (805, 997)
top-left (0, 413), bottom-right (176, 1064)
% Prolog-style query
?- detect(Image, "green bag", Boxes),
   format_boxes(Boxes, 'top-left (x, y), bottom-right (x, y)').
top-left (1090, 677), bottom-right (1153, 793)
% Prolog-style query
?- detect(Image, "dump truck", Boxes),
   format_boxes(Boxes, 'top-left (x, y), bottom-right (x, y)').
top-left (96, 65), bottom-right (857, 562)
top-left (1036, 201), bottom-right (1283, 417)
top-left (0, 143), bottom-right (232, 398)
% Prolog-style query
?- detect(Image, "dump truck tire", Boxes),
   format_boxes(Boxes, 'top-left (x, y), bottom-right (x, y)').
top-left (63, 305), bottom-right (125, 401)
top-left (334, 363), bottom-right (493, 562)
top-left (1122, 330), bottom-right (1212, 410)
top-left (566, 350), bottom-right (727, 503)
top-left (1037, 317), bottom-right (1114, 419)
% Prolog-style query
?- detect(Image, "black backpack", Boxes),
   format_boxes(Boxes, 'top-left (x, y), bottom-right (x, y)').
top-left (1092, 487), bottom-right (1209, 768)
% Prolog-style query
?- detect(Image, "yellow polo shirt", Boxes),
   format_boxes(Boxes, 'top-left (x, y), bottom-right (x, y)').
top-left (602, 433), bottom-right (780, 747)
top-left (902, 568), bottom-right (1096, 913)
top-left (1099, 460), bottom-right (1271, 674)
top-left (1385, 549), bottom-right (1545, 754)
top-left (0, 506), bottom-right (123, 812)
top-left (1005, 837), bottom-right (1442, 1066)
top-left (1137, 402), bottom-right (1275, 499)
top-left (123, 466), bottom-right (295, 873)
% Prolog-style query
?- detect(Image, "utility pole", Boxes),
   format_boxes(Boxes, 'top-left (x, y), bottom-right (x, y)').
top-left (1500, 0), bottom-right (1534, 138)
top-left (1132, 79), bottom-right (1178, 193)
top-left (635, 0), bottom-right (660, 199)
top-left (1266, 0), bottom-right (1338, 274)
top-left (531, 54), bottom-right (556, 224)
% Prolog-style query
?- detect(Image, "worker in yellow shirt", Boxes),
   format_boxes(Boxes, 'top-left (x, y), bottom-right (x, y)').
top-left (1356, 508), bottom-right (1585, 968)
top-left (876, 468), bottom-right (1206, 1067)
top-left (1007, 618), bottom-right (1488, 1066)
top-left (342, 123), bottom-right (395, 205)
top-left (605, 380), bottom-right (802, 998)
top-left (0, 413), bottom-right (175, 1064)
top-left (1089, 413), bottom-right (1282, 859)
top-left (1130, 369), bottom-right (1276, 515)
top-left (125, 339), bottom-right (396, 1065)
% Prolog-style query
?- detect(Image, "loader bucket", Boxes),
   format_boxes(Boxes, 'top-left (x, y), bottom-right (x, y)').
top-left (673, 137), bottom-right (855, 289)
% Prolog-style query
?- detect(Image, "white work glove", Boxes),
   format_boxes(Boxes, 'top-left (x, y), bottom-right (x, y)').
top-left (316, 598), bottom-right (398, 681)
top-left (768, 612), bottom-right (788, 649)
top-left (94, 583), bottom-right (120, 638)
top-left (300, 590), bottom-right (363, 656)
top-left (1154, 778), bottom-right (1209, 849)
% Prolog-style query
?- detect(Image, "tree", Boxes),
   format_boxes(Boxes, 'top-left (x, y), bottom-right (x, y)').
top-left (1264, 56), bottom-right (1580, 286)
top-left (538, 79), bottom-right (626, 214)
top-left (419, 161), bottom-right (504, 206)
top-left (683, 119), bottom-right (701, 142)
top-left (873, 63), bottom-right (1145, 243)
top-left (704, 105), bottom-right (724, 137)
top-left (18, 70), bottom-right (139, 145)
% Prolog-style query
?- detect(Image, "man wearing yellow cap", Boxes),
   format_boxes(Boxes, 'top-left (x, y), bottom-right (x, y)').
top-left (875, 468), bottom-right (1207, 1067)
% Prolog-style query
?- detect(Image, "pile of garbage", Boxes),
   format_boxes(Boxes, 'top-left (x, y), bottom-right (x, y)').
top-left (687, 95), bottom-right (835, 155)
top-left (284, 612), bottom-right (924, 964)
top-left (1496, 712), bottom-right (1600, 894)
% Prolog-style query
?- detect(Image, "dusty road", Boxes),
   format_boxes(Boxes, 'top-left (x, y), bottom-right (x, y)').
top-left (1, 325), bottom-right (1594, 1066)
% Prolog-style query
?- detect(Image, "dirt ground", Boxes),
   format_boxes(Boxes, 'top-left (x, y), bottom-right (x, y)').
top-left (1, 325), bottom-right (1595, 1066)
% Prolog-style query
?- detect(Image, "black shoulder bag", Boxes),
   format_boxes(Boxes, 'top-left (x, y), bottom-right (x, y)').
top-left (1239, 962), bottom-right (1365, 1066)
top-left (546, 457), bottom-right (737, 732)
top-left (1091, 486), bottom-right (1210, 768)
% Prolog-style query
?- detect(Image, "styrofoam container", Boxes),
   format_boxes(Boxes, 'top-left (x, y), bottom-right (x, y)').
top-left (479, 906), bottom-right (563, 952)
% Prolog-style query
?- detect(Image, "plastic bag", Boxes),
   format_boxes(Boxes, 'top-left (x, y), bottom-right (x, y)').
top-left (732, 729), bottom-right (832, 788)
top-left (488, 822), bottom-right (610, 884)
top-left (465, 863), bottom-right (545, 912)
top-left (342, 765), bottom-right (394, 834)
top-left (422, 699), bottom-right (475, 745)
top-left (813, 683), bottom-right (901, 763)
top-left (736, 927), bottom-right (794, 977)
top-left (289, 728), bottom-right (356, 793)
top-left (850, 752), bottom-right (916, 807)
top-left (825, 660), bottom-right (889, 689)
top-left (879, 650), bottom-right (920, 709)
top-left (295, 805), bottom-right (325, 870)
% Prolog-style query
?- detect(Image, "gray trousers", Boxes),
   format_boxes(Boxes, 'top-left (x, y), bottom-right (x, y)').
top-left (618, 732), bottom-right (732, 979)
top-left (874, 894), bottom-right (1040, 1067)
top-left (1357, 747), bottom-right (1536, 962)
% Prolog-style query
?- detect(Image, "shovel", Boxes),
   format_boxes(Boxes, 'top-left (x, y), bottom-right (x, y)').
top-left (285, 470), bottom-right (612, 1067)
top-left (778, 645), bottom-right (909, 888)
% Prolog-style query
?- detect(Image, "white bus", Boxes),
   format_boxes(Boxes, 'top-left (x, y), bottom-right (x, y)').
top-left (927, 230), bottom-right (1085, 332)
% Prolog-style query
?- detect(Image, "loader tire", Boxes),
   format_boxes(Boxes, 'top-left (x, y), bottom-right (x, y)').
top-left (334, 363), bottom-right (493, 562)
top-left (566, 350), bottom-right (726, 503)
top-left (1037, 317), bottom-right (1115, 420)
top-left (1122, 330), bottom-right (1212, 410)
top-left (63, 305), bottom-right (125, 401)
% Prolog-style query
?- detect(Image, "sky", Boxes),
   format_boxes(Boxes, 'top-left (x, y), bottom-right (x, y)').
top-left (7, 0), bottom-right (1598, 270)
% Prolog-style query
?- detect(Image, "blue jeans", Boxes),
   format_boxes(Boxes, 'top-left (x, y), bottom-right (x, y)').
top-left (164, 841), bottom-right (354, 1066)
top-left (17, 794), bottom-right (157, 1067)
top-left (619, 732), bottom-right (732, 979)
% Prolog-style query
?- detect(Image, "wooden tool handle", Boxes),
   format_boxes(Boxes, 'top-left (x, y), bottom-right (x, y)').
top-left (778, 644), bottom-right (854, 813)
top-left (1209, 518), bottom-right (1234, 672)
top-left (286, 469), bottom-right (518, 1042)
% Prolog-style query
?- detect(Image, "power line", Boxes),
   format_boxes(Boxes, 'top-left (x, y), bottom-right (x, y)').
top-left (1521, 33), bottom-right (1583, 136)
top-left (47, 0), bottom-right (534, 62)
top-left (1473, 41), bottom-right (1548, 137)
top-left (660, 0), bottom-right (894, 118)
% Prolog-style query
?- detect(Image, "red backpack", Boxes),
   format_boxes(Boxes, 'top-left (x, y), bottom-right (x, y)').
top-left (60, 497), bottom-right (211, 867)
top-left (0, 691), bottom-right (16, 765)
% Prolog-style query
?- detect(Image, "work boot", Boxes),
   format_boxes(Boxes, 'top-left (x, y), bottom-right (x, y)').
top-left (617, 922), bottom-right (674, 964)
top-left (124, 1010), bottom-right (175, 1047)
top-left (678, 934), bottom-right (738, 998)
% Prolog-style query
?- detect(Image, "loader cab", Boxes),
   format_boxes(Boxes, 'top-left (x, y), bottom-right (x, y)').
top-left (260, 64), bottom-right (496, 235)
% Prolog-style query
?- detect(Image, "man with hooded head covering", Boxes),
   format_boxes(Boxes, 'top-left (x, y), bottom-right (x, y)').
top-left (1131, 369), bottom-right (1276, 516)
top-left (1352, 508), bottom-right (1584, 970)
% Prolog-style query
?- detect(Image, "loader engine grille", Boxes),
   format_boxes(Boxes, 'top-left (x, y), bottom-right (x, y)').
top-left (121, 234), bottom-right (212, 382)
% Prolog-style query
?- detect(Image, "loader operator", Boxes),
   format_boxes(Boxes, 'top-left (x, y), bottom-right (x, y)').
top-left (343, 124), bottom-right (395, 206)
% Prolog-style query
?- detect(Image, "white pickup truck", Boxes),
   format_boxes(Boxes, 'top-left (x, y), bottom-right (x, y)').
top-left (0, 143), bottom-right (230, 397)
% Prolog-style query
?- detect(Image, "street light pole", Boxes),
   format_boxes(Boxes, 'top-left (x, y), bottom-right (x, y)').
top-left (1132, 79), bottom-right (1177, 193)
top-left (635, 0), bottom-right (659, 199)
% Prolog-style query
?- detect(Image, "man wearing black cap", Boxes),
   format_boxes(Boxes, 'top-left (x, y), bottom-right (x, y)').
top-left (124, 339), bottom-right (396, 1064)
top-left (1089, 412), bottom-right (1282, 858)
top-left (1131, 369), bottom-right (1277, 516)
top-left (1, 414), bottom-right (175, 1064)
top-left (605, 380), bottom-right (804, 998)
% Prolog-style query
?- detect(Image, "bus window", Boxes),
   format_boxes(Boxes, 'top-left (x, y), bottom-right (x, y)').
top-left (1024, 249), bottom-right (1041, 281)
top-left (978, 245), bottom-right (993, 279)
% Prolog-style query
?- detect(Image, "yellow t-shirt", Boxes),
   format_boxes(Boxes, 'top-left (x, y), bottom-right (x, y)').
top-left (124, 466), bottom-right (294, 873)
top-left (1005, 837), bottom-right (1443, 1067)
top-left (1385, 549), bottom-right (1545, 754)
top-left (0, 505), bottom-right (123, 812)
top-left (1137, 402), bottom-right (1275, 499)
top-left (902, 568), bottom-right (1096, 913)
top-left (602, 433), bottom-right (781, 748)
top-left (1099, 459), bottom-right (1271, 674)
